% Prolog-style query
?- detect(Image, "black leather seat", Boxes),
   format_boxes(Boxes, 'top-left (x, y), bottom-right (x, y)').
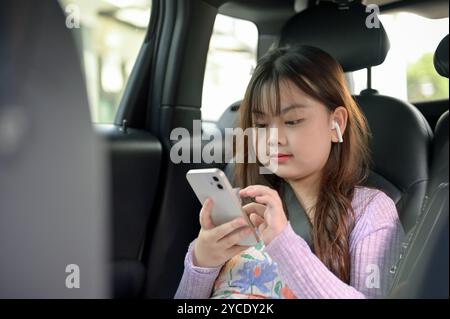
top-left (389, 111), bottom-right (448, 298)
top-left (221, 1), bottom-right (433, 233)
top-left (354, 95), bottom-right (433, 232)
top-left (390, 34), bottom-right (449, 298)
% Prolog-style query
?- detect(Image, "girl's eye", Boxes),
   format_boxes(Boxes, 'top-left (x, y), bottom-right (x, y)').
top-left (254, 123), bottom-right (267, 128)
top-left (285, 119), bottom-right (304, 126)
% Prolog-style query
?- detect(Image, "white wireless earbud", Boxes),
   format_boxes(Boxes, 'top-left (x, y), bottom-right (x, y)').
top-left (332, 121), bottom-right (344, 143)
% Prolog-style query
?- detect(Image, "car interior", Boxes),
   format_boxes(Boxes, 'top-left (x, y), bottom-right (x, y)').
top-left (0, 0), bottom-right (448, 299)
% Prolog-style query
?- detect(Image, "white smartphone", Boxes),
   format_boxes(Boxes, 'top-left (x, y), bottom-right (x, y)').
top-left (186, 168), bottom-right (259, 246)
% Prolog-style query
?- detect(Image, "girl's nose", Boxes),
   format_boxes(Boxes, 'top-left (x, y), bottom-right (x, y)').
top-left (268, 126), bottom-right (287, 147)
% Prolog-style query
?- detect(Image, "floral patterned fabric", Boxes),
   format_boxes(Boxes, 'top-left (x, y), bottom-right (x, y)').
top-left (210, 241), bottom-right (297, 299)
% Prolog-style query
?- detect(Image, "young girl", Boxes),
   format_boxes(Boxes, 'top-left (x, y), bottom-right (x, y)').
top-left (174, 45), bottom-right (404, 299)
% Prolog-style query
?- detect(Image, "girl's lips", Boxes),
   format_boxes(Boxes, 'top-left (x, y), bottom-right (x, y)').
top-left (271, 154), bottom-right (293, 163)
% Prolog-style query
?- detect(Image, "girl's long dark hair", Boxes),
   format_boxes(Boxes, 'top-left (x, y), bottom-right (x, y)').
top-left (235, 45), bottom-right (371, 283)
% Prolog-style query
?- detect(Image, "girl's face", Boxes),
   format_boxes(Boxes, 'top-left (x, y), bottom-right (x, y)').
top-left (252, 80), bottom-right (345, 181)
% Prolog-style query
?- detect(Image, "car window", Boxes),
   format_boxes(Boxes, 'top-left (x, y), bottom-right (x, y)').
top-left (59, 0), bottom-right (152, 123)
top-left (202, 14), bottom-right (258, 122)
top-left (351, 12), bottom-right (449, 103)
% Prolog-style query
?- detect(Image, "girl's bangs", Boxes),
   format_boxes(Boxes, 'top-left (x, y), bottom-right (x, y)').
top-left (249, 74), bottom-right (282, 120)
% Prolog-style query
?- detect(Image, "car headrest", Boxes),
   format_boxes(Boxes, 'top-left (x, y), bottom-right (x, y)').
top-left (279, 1), bottom-right (390, 72)
top-left (434, 34), bottom-right (449, 78)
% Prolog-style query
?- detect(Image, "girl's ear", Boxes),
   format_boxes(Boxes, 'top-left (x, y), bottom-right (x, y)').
top-left (330, 106), bottom-right (348, 143)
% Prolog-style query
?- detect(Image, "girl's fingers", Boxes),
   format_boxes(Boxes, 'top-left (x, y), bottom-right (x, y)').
top-left (258, 222), bottom-right (267, 236)
top-left (249, 213), bottom-right (265, 227)
top-left (218, 226), bottom-right (253, 248)
top-left (240, 185), bottom-right (277, 199)
top-left (253, 195), bottom-right (274, 208)
top-left (199, 198), bottom-right (215, 230)
top-left (250, 213), bottom-right (268, 232)
top-left (242, 202), bottom-right (266, 216)
top-left (211, 217), bottom-right (248, 241)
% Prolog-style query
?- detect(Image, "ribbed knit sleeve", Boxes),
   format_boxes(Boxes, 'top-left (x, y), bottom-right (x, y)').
top-left (174, 240), bottom-right (222, 299)
top-left (264, 190), bottom-right (404, 299)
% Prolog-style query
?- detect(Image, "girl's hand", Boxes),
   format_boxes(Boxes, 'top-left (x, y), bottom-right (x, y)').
top-left (193, 198), bottom-right (253, 268)
top-left (240, 185), bottom-right (288, 245)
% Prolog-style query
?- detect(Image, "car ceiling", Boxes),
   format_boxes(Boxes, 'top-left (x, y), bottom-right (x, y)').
top-left (205, 0), bottom-right (449, 24)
